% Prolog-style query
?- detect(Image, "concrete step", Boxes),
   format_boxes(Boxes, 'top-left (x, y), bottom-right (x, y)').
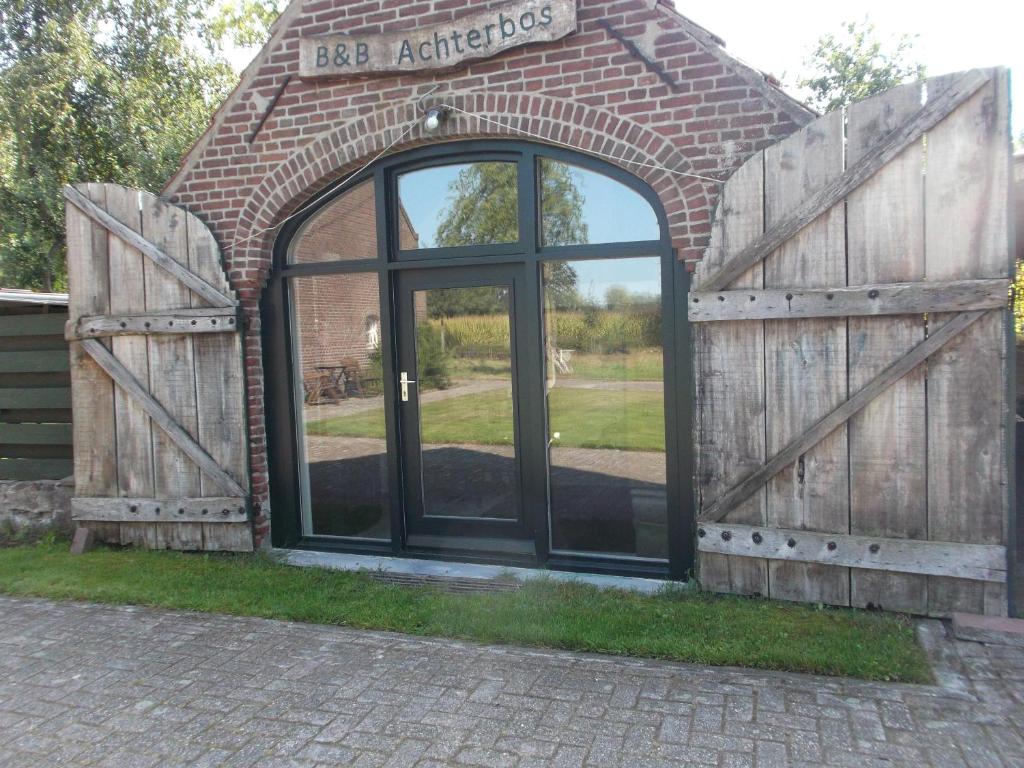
top-left (951, 612), bottom-right (1024, 648)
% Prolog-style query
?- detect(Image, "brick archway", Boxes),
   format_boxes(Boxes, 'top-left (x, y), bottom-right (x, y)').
top-left (233, 93), bottom-right (715, 544)
top-left (231, 92), bottom-right (716, 296)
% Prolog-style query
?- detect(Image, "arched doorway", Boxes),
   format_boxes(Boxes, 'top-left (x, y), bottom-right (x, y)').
top-left (263, 140), bottom-right (694, 578)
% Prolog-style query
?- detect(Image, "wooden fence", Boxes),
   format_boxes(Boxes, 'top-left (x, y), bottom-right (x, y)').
top-left (693, 68), bottom-right (1013, 617)
top-left (0, 304), bottom-right (73, 481)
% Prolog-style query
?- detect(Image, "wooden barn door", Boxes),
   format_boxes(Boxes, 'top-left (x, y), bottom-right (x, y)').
top-left (64, 183), bottom-right (251, 551)
top-left (693, 68), bottom-right (1013, 616)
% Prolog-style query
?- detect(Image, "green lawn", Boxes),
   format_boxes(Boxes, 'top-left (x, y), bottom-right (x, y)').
top-left (448, 350), bottom-right (664, 383)
top-left (0, 542), bottom-right (931, 683)
top-left (308, 388), bottom-right (666, 452)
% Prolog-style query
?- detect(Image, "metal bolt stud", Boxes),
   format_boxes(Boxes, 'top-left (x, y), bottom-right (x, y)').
top-left (869, 543), bottom-right (880, 554)
top-left (697, 528), bottom-right (706, 538)
top-left (721, 530), bottom-right (732, 541)
top-left (868, 289), bottom-right (880, 299)
top-left (787, 538), bottom-right (797, 548)
top-left (752, 532), bottom-right (763, 544)
top-left (717, 295), bottom-right (725, 302)
top-left (827, 541), bottom-right (837, 551)
top-left (129, 504), bottom-right (138, 513)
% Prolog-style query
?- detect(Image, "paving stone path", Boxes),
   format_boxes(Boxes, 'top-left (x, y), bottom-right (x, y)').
top-left (1, 596), bottom-right (1023, 767)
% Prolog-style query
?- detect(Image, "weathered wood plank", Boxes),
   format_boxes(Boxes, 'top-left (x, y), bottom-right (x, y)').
top-left (925, 68), bottom-right (1011, 616)
top-left (763, 109), bottom-right (849, 606)
top-left (0, 388), bottom-right (72, 409)
top-left (701, 310), bottom-right (987, 524)
top-left (0, 350), bottom-right (70, 373)
top-left (688, 279), bottom-right (1007, 322)
top-left (0, 458), bottom-right (73, 481)
top-left (0, 423), bottom-right (73, 444)
top-left (699, 69), bottom-right (991, 291)
top-left (141, 192), bottom-right (203, 549)
top-left (187, 206), bottom-right (250, 551)
top-left (694, 155), bottom-right (768, 597)
top-left (66, 183), bottom-right (120, 543)
top-left (66, 308), bottom-right (239, 340)
top-left (847, 81), bottom-right (929, 614)
top-left (72, 496), bottom-right (247, 523)
top-left (698, 523), bottom-right (1006, 583)
top-left (80, 339), bottom-right (247, 498)
top-left (106, 184), bottom-right (155, 521)
top-left (0, 314), bottom-right (67, 337)
top-left (63, 185), bottom-right (236, 309)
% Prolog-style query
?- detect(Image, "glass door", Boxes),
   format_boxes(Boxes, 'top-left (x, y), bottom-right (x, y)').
top-left (396, 265), bottom-right (534, 550)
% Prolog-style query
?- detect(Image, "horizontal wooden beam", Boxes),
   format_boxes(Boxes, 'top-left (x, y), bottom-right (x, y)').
top-left (0, 457), bottom-right (72, 481)
top-left (63, 185), bottom-right (236, 309)
top-left (66, 308), bottom-right (239, 341)
top-left (0, 423), bottom-right (73, 445)
top-left (0, 350), bottom-right (69, 373)
top-left (699, 70), bottom-right (991, 292)
top-left (688, 279), bottom-right (1008, 322)
top-left (0, 388), bottom-right (71, 410)
top-left (72, 496), bottom-right (248, 524)
top-left (81, 339), bottom-right (247, 498)
top-left (699, 310), bottom-right (987, 523)
top-left (0, 314), bottom-right (67, 338)
top-left (698, 523), bottom-right (1007, 583)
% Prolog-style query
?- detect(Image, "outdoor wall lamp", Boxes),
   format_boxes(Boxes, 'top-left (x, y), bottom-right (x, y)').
top-left (423, 105), bottom-right (450, 133)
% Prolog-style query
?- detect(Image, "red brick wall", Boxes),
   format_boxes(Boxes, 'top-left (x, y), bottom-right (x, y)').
top-left (164, 0), bottom-right (812, 547)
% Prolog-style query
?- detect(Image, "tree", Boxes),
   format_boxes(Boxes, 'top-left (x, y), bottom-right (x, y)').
top-left (209, 0), bottom-right (286, 48)
top-left (798, 18), bottom-right (924, 114)
top-left (0, 0), bottom-right (235, 291)
top-left (429, 162), bottom-right (587, 316)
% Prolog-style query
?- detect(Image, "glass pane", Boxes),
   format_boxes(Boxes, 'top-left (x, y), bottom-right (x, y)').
top-left (413, 285), bottom-right (518, 519)
top-left (543, 257), bottom-right (667, 559)
top-left (290, 180), bottom-right (378, 264)
top-left (540, 159), bottom-right (661, 246)
top-left (290, 273), bottom-right (390, 539)
top-left (398, 162), bottom-right (519, 250)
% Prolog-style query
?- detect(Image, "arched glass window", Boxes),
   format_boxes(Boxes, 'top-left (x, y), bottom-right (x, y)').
top-left (289, 179), bottom-right (378, 264)
top-left (540, 159), bottom-right (661, 246)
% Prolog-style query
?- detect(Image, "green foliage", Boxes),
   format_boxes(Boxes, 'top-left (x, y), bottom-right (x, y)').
top-left (208, 0), bottom-right (285, 48)
top-left (0, 0), bottom-right (236, 290)
top-left (1014, 261), bottom-right (1024, 337)
top-left (415, 322), bottom-right (451, 390)
top-left (0, 542), bottom-right (933, 682)
top-left (798, 18), bottom-right (924, 114)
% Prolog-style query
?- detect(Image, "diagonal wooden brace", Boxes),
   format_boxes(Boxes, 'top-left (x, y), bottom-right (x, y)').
top-left (63, 185), bottom-right (236, 309)
top-left (699, 310), bottom-right (988, 523)
top-left (698, 70), bottom-right (990, 291)
top-left (80, 338), bottom-right (247, 498)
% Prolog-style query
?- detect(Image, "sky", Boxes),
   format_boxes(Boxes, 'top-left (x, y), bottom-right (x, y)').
top-left (681, 1), bottom-right (1022, 138)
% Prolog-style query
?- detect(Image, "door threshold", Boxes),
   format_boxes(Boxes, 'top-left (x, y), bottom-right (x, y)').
top-left (276, 549), bottom-right (675, 595)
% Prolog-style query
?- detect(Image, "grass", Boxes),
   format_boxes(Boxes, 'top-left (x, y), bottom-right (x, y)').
top-left (0, 542), bottom-right (931, 683)
top-left (448, 350), bottom-right (664, 383)
top-left (308, 388), bottom-right (666, 452)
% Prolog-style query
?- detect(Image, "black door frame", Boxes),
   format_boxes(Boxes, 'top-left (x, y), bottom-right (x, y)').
top-left (263, 139), bottom-right (695, 579)
top-left (396, 263), bottom-right (534, 546)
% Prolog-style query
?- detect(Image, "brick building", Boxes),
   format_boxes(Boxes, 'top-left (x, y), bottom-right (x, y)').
top-left (163, 0), bottom-right (814, 573)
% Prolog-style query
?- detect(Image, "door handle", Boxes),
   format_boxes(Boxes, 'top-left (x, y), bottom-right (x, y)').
top-left (400, 371), bottom-right (417, 402)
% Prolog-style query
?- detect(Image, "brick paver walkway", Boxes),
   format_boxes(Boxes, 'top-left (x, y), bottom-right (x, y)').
top-left (1, 596), bottom-right (1022, 767)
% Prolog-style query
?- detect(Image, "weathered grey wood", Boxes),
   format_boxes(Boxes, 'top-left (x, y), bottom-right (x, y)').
top-left (699, 69), bottom-right (991, 292)
top-left (0, 388), bottom-right (71, 409)
top-left (80, 338), bottom-right (247, 498)
top-left (694, 155), bottom-right (768, 597)
top-left (64, 185), bottom-right (235, 309)
top-left (701, 310), bottom-right (988, 525)
top-left (925, 69), bottom-right (1011, 616)
top-left (140, 192), bottom-right (204, 550)
top-left (66, 308), bottom-right (238, 340)
top-left (763, 109), bottom-right (849, 606)
top-left (698, 524), bottom-right (1006, 583)
top-left (72, 496), bottom-right (247, 524)
top-left (688, 279), bottom-right (1007, 322)
top-left (847, 81), bottom-right (929, 614)
top-left (299, 0), bottom-right (578, 77)
top-left (0, 314), bottom-right (67, 337)
top-left (186, 206), bottom-right (249, 551)
top-left (105, 184), bottom-right (155, 534)
top-left (65, 184), bottom-right (120, 543)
